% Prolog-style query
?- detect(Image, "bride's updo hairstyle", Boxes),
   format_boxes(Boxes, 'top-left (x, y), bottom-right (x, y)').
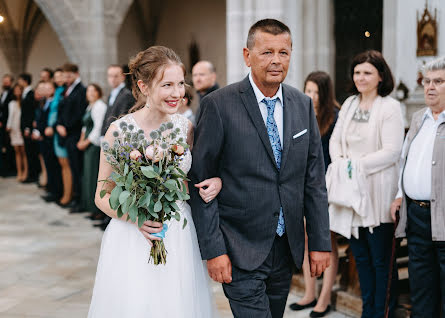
top-left (128, 46), bottom-right (185, 112)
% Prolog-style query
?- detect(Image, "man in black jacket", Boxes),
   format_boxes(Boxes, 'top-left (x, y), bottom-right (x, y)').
top-left (0, 74), bottom-right (15, 177)
top-left (94, 64), bottom-right (135, 228)
top-left (18, 73), bottom-right (40, 182)
top-left (101, 64), bottom-right (135, 136)
top-left (56, 63), bottom-right (87, 210)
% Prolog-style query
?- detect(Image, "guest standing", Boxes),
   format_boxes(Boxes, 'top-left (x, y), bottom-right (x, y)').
top-left (76, 84), bottom-right (107, 214)
top-left (6, 84), bottom-right (27, 181)
top-left (329, 50), bottom-right (404, 318)
top-left (56, 63), bottom-right (87, 209)
top-left (289, 71), bottom-right (339, 317)
top-left (0, 74), bottom-right (15, 177)
top-left (391, 56), bottom-right (445, 318)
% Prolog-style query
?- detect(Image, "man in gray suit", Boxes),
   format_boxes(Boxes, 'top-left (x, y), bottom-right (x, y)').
top-left (100, 64), bottom-right (135, 136)
top-left (190, 19), bottom-right (331, 318)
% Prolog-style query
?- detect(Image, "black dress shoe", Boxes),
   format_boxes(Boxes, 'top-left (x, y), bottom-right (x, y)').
top-left (21, 177), bottom-right (37, 184)
top-left (67, 200), bottom-right (79, 209)
top-left (41, 194), bottom-right (58, 202)
top-left (57, 201), bottom-right (71, 208)
top-left (93, 221), bottom-right (109, 231)
top-left (310, 305), bottom-right (331, 318)
top-left (289, 299), bottom-right (317, 311)
top-left (69, 205), bottom-right (87, 213)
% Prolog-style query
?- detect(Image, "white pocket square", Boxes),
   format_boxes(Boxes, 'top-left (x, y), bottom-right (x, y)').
top-left (293, 129), bottom-right (307, 139)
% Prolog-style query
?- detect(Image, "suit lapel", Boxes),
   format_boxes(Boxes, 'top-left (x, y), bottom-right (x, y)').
top-left (280, 93), bottom-right (294, 172)
top-left (239, 77), bottom-right (277, 168)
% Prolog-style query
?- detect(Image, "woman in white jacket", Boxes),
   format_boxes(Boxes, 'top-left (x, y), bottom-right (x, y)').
top-left (329, 50), bottom-right (404, 318)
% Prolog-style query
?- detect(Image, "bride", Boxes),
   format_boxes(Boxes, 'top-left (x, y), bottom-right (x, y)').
top-left (88, 46), bottom-right (222, 318)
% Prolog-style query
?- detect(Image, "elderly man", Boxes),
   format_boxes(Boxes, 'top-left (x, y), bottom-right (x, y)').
top-left (391, 56), bottom-right (445, 317)
top-left (190, 19), bottom-right (331, 318)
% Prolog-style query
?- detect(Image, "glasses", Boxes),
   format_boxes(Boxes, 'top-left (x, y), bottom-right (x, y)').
top-left (422, 78), bottom-right (445, 87)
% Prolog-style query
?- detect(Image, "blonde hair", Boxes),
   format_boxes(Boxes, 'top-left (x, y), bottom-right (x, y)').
top-left (128, 46), bottom-right (185, 112)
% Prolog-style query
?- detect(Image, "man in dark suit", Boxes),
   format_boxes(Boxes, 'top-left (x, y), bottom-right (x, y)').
top-left (192, 60), bottom-right (219, 121)
top-left (18, 73), bottom-right (40, 182)
top-left (189, 19), bottom-right (331, 318)
top-left (0, 74), bottom-right (15, 177)
top-left (100, 64), bottom-right (135, 136)
top-left (35, 82), bottom-right (62, 202)
top-left (56, 63), bottom-right (87, 210)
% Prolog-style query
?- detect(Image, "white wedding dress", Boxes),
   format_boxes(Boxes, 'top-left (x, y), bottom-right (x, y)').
top-left (88, 113), bottom-right (217, 318)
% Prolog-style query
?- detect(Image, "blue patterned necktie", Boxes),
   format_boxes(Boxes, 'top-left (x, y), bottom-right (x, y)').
top-left (262, 98), bottom-right (285, 236)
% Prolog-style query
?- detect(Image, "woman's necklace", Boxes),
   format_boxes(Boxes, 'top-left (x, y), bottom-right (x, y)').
top-left (352, 107), bottom-right (371, 122)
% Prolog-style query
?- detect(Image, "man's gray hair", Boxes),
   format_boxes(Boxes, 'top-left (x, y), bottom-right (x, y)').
top-left (423, 56), bottom-right (445, 74)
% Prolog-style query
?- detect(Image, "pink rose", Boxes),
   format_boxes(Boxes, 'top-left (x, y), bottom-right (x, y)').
top-left (145, 145), bottom-right (155, 160)
top-left (172, 144), bottom-right (185, 156)
top-left (130, 150), bottom-right (142, 161)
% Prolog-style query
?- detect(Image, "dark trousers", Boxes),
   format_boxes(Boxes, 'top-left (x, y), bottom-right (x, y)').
top-left (40, 138), bottom-right (62, 198)
top-left (65, 135), bottom-right (82, 201)
top-left (0, 128), bottom-right (16, 176)
top-left (222, 235), bottom-right (294, 318)
top-left (24, 137), bottom-right (40, 179)
top-left (349, 224), bottom-right (398, 318)
top-left (407, 201), bottom-right (445, 318)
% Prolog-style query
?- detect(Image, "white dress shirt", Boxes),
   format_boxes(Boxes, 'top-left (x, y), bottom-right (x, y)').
top-left (1, 90), bottom-right (9, 104)
top-left (108, 82), bottom-right (125, 107)
top-left (248, 73), bottom-right (284, 147)
top-left (399, 108), bottom-right (445, 200)
top-left (65, 77), bottom-right (81, 97)
top-left (22, 86), bottom-right (32, 99)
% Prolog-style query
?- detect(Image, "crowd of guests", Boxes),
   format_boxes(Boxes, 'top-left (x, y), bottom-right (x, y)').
top-left (1, 50), bottom-right (444, 317)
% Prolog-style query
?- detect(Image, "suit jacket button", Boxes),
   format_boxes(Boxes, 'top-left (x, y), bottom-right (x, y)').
top-left (273, 212), bottom-right (279, 217)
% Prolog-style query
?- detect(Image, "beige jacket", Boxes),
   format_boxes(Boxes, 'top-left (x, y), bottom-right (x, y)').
top-left (329, 95), bottom-right (405, 227)
top-left (395, 107), bottom-right (445, 241)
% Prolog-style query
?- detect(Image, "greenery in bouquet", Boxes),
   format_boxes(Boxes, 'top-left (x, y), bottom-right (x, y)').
top-left (100, 120), bottom-right (190, 265)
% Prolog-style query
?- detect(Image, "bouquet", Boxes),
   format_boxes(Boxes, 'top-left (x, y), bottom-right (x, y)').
top-left (100, 120), bottom-right (190, 265)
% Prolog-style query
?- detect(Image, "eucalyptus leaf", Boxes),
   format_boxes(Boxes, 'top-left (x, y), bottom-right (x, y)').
top-left (137, 213), bottom-right (146, 228)
top-left (164, 179), bottom-right (178, 191)
top-left (129, 203), bottom-right (138, 222)
top-left (141, 166), bottom-right (158, 178)
top-left (117, 205), bottom-right (123, 218)
top-left (154, 200), bottom-right (162, 213)
top-left (124, 163), bottom-right (129, 176)
top-left (182, 217), bottom-right (188, 229)
top-left (100, 189), bottom-right (107, 199)
top-left (110, 186), bottom-right (123, 209)
top-left (119, 190), bottom-right (131, 205)
top-left (137, 192), bottom-right (151, 208)
top-left (171, 202), bottom-right (180, 211)
top-left (125, 171), bottom-right (134, 190)
top-left (173, 212), bottom-right (180, 221)
top-left (122, 195), bottom-right (132, 214)
top-left (165, 193), bottom-right (174, 201)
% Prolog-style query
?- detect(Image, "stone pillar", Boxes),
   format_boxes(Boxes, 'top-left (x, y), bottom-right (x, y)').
top-left (226, 0), bottom-right (335, 90)
top-left (34, 0), bottom-right (133, 89)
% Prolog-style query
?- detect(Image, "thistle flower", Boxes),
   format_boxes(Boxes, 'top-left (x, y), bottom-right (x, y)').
top-left (159, 124), bottom-right (166, 132)
top-left (119, 121), bottom-right (127, 129)
top-left (101, 141), bottom-right (110, 151)
top-left (170, 132), bottom-right (177, 139)
top-left (137, 129), bottom-right (144, 135)
top-left (149, 131), bottom-right (159, 139)
top-left (112, 131), bottom-right (119, 138)
top-left (160, 142), bottom-right (168, 150)
top-left (128, 124), bottom-right (135, 131)
top-left (166, 122), bottom-right (174, 129)
top-left (175, 128), bottom-right (180, 133)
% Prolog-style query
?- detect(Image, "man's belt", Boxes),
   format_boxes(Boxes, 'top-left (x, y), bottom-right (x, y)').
top-left (409, 198), bottom-right (431, 208)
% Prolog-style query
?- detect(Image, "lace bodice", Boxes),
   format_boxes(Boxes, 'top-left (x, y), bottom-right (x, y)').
top-left (111, 113), bottom-right (192, 175)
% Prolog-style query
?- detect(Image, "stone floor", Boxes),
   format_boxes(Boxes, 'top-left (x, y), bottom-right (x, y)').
top-left (0, 177), bottom-right (350, 318)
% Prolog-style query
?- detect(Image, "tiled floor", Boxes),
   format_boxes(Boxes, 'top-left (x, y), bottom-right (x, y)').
top-left (0, 177), bottom-right (349, 317)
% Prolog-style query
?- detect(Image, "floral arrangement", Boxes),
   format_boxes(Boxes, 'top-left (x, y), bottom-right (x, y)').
top-left (100, 120), bottom-right (189, 265)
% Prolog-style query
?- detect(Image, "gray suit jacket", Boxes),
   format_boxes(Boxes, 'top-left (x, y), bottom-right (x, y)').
top-left (190, 76), bottom-right (331, 271)
top-left (101, 87), bottom-right (135, 136)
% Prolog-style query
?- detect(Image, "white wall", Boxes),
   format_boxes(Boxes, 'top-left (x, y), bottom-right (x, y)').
top-left (384, 0), bottom-right (445, 92)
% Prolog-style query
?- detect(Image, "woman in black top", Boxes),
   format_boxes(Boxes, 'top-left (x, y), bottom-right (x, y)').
top-left (290, 71), bottom-right (339, 318)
